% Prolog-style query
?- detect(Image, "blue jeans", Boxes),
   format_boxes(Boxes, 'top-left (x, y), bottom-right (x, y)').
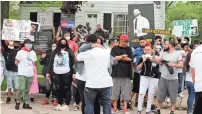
top-left (186, 81), bottom-right (195, 113)
top-left (84, 87), bottom-right (111, 114)
top-left (178, 73), bottom-right (185, 94)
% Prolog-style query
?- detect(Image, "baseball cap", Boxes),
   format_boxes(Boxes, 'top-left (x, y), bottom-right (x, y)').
top-left (23, 39), bottom-right (32, 45)
top-left (120, 34), bottom-right (129, 41)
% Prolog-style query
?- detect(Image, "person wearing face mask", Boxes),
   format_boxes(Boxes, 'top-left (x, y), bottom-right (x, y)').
top-left (40, 43), bottom-right (58, 106)
top-left (15, 39), bottom-right (37, 110)
top-left (56, 27), bottom-right (78, 54)
top-left (46, 38), bottom-right (75, 111)
top-left (136, 42), bottom-right (161, 114)
top-left (154, 38), bottom-right (183, 114)
top-left (1, 40), bottom-right (20, 104)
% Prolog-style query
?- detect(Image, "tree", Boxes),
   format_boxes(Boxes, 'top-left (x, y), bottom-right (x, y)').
top-left (166, 2), bottom-right (202, 39)
top-left (9, 1), bottom-right (20, 19)
top-left (1, 1), bottom-right (9, 30)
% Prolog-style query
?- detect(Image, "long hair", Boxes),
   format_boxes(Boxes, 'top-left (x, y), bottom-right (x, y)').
top-left (53, 38), bottom-right (70, 56)
top-left (185, 51), bottom-right (192, 72)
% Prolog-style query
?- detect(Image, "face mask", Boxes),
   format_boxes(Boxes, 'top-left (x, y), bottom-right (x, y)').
top-left (28, 44), bottom-right (32, 49)
top-left (164, 47), bottom-right (169, 51)
top-left (60, 44), bottom-right (66, 48)
top-left (14, 46), bottom-right (19, 49)
top-left (52, 47), bottom-right (56, 51)
top-left (27, 44), bottom-right (33, 49)
top-left (156, 48), bottom-right (161, 53)
top-left (65, 36), bottom-right (70, 41)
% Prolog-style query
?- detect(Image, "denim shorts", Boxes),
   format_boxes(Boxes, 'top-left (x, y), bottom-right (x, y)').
top-left (6, 71), bottom-right (18, 89)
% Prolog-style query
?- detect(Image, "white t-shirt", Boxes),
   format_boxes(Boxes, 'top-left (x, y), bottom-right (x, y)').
top-left (190, 45), bottom-right (202, 92)
top-left (77, 48), bottom-right (113, 88)
top-left (53, 50), bottom-right (70, 74)
top-left (75, 72), bottom-right (86, 81)
top-left (15, 50), bottom-right (37, 77)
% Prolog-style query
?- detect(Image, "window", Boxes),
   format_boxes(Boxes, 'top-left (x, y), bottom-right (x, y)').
top-left (113, 14), bottom-right (128, 36)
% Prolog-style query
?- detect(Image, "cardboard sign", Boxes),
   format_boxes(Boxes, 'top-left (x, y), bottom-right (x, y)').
top-left (142, 28), bottom-right (172, 35)
top-left (2, 19), bottom-right (40, 42)
top-left (172, 19), bottom-right (198, 37)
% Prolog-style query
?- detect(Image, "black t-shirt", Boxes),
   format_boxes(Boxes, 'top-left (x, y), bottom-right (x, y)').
top-left (111, 46), bottom-right (133, 79)
top-left (137, 57), bottom-right (160, 79)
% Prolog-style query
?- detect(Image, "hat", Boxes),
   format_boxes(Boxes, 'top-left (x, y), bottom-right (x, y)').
top-left (23, 39), bottom-right (32, 45)
top-left (145, 42), bottom-right (151, 47)
top-left (120, 34), bottom-right (129, 41)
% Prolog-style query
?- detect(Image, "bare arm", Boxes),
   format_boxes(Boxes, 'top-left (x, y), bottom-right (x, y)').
top-left (15, 59), bottom-right (20, 65)
top-left (191, 67), bottom-right (195, 82)
top-left (136, 62), bottom-right (143, 71)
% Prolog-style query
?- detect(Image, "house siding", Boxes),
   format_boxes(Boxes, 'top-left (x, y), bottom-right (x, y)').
top-left (20, 1), bottom-right (165, 30)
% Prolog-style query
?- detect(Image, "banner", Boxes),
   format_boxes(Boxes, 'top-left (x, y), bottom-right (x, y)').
top-left (172, 19), bottom-right (198, 37)
top-left (37, 11), bottom-right (53, 28)
top-left (60, 14), bottom-right (75, 32)
top-left (142, 28), bottom-right (172, 35)
top-left (128, 4), bottom-right (155, 47)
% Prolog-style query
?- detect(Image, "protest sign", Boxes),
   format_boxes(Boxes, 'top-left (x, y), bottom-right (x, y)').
top-left (34, 32), bottom-right (52, 54)
top-left (172, 19), bottom-right (198, 37)
top-left (60, 14), bottom-right (75, 29)
top-left (2, 19), bottom-right (40, 42)
top-left (128, 4), bottom-right (155, 47)
top-left (37, 11), bottom-right (53, 28)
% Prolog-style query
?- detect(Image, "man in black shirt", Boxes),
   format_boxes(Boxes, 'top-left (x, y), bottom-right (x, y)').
top-left (111, 34), bottom-right (133, 114)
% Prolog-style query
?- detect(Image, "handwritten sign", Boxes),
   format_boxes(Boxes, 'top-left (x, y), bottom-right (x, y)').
top-left (37, 11), bottom-right (53, 27)
top-left (142, 28), bottom-right (171, 35)
top-left (172, 19), bottom-right (198, 37)
top-left (2, 27), bottom-right (18, 41)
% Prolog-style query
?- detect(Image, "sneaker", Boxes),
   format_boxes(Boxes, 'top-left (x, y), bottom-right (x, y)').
top-left (54, 104), bottom-right (62, 111)
top-left (0, 100), bottom-right (4, 104)
top-left (53, 99), bottom-right (58, 106)
top-left (170, 111), bottom-right (175, 114)
top-left (15, 103), bottom-right (20, 110)
top-left (179, 93), bottom-right (184, 98)
top-left (73, 105), bottom-right (79, 111)
top-left (30, 98), bottom-right (34, 102)
top-left (60, 105), bottom-right (70, 111)
top-left (166, 98), bottom-right (170, 103)
top-left (128, 101), bottom-right (133, 110)
top-left (137, 111), bottom-right (141, 114)
top-left (151, 104), bottom-right (156, 111)
top-left (146, 112), bottom-right (151, 114)
top-left (157, 110), bottom-right (161, 114)
top-left (135, 102), bottom-right (138, 107)
top-left (111, 108), bottom-right (119, 113)
top-left (23, 103), bottom-right (32, 109)
top-left (41, 99), bottom-right (49, 105)
top-left (6, 97), bottom-right (11, 104)
top-left (124, 109), bottom-right (130, 114)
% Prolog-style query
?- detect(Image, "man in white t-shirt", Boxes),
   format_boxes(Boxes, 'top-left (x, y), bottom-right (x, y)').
top-left (15, 39), bottom-right (37, 110)
top-left (77, 34), bottom-right (113, 114)
top-left (190, 44), bottom-right (202, 114)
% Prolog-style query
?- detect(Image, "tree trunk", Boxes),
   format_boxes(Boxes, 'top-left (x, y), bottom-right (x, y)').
top-left (1, 1), bottom-right (10, 30)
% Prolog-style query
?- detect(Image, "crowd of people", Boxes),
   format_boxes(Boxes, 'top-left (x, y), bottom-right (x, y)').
top-left (0, 24), bottom-right (202, 114)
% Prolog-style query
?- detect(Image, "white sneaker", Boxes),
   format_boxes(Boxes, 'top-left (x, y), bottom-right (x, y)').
top-left (0, 100), bottom-right (4, 104)
top-left (60, 105), bottom-right (70, 111)
top-left (54, 104), bottom-right (62, 111)
top-left (166, 98), bottom-right (170, 103)
top-left (179, 93), bottom-right (184, 98)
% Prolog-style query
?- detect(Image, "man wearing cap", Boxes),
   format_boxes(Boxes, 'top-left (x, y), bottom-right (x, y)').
top-left (14, 39), bottom-right (37, 110)
top-left (111, 34), bottom-right (133, 114)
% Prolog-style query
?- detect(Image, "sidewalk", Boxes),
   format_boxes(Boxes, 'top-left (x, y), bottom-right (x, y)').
top-left (1, 90), bottom-right (188, 111)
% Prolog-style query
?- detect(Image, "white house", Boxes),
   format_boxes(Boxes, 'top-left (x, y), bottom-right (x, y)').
top-left (19, 1), bottom-right (165, 36)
